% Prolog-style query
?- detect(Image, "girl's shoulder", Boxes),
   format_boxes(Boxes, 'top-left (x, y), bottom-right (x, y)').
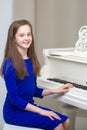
top-left (4, 57), bottom-right (13, 67)
top-left (3, 57), bottom-right (15, 74)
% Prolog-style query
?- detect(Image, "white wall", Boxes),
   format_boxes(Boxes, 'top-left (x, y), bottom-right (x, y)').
top-left (0, 0), bottom-right (13, 66)
top-left (0, 0), bottom-right (13, 129)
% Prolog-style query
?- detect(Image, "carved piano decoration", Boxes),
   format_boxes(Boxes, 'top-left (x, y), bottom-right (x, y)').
top-left (37, 26), bottom-right (87, 130)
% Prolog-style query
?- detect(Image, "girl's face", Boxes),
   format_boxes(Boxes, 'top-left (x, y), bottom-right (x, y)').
top-left (15, 25), bottom-right (32, 51)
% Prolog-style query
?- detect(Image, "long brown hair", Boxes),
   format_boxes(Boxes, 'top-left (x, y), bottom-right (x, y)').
top-left (1, 19), bottom-right (40, 79)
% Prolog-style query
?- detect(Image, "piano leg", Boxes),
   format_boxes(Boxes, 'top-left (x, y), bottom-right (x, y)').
top-left (60, 104), bottom-right (77, 130)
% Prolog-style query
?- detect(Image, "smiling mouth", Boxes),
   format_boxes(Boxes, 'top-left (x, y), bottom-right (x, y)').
top-left (23, 42), bottom-right (30, 45)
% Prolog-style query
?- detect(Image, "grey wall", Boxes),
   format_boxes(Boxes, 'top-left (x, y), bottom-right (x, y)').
top-left (35, 0), bottom-right (87, 65)
top-left (13, 0), bottom-right (35, 31)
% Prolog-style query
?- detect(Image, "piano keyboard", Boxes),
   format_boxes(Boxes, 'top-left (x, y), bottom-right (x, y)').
top-left (47, 78), bottom-right (87, 90)
top-left (37, 77), bottom-right (87, 96)
top-left (37, 77), bottom-right (87, 110)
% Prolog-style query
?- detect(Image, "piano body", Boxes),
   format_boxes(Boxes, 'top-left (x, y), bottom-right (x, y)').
top-left (37, 26), bottom-right (87, 130)
top-left (37, 47), bottom-right (87, 110)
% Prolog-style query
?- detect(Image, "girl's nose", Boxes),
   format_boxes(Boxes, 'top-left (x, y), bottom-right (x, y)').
top-left (25, 35), bottom-right (29, 40)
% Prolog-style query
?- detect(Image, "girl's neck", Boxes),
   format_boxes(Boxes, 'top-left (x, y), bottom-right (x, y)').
top-left (21, 52), bottom-right (29, 59)
top-left (16, 46), bottom-right (28, 59)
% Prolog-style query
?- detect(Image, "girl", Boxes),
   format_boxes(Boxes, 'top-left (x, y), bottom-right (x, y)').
top-left (0, 19), bottom-right (73, 130)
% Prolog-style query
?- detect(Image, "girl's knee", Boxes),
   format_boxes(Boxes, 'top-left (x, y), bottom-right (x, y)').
top-left (65, 118), bottom-right (70, 126)
top-left (54, 123), bottom-right (64, 130)
top-left (63, 118), bottom-right (70, 130)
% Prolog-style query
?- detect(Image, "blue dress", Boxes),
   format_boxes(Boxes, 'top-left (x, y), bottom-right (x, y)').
top-left (3, 58), bottom-right (68, 130)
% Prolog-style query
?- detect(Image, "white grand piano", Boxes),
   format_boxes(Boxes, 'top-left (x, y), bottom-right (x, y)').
top-left (37, 26), bottom-right (87, 130)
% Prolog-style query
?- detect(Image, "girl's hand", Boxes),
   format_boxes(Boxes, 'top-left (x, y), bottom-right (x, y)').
top-left (40, 109), bottom-right (61, 120)
top-left (42, 83), bottom-right (74, 96)
top-left (53, 83), bottom-right (74, 95)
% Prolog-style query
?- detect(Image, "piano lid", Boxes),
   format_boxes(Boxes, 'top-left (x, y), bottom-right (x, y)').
top-left (49, 26), bottom-right (87, 58)
top-left (46, 26), bottom-right (87, 63)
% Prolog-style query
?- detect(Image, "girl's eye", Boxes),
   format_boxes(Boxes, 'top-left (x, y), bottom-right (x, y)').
top-left (27, 33), bottom-right (32, 36)
top-left (20, 34), bottom-right (24, 37)
top-left (19, 33), bottom-right (32, 37)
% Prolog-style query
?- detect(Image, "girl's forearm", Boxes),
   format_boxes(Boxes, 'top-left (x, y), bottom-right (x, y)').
top-left (25, 103), bottom-right (42, 114)
top-left (42, 88), bottom-right (56, 96)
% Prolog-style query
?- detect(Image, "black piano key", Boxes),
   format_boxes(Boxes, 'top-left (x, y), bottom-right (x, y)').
top-left (47, 78), bottom-right (87, 90)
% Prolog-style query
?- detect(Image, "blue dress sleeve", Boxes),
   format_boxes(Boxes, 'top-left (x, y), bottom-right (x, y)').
top-left (3, 59), bottom-right (28, 110)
